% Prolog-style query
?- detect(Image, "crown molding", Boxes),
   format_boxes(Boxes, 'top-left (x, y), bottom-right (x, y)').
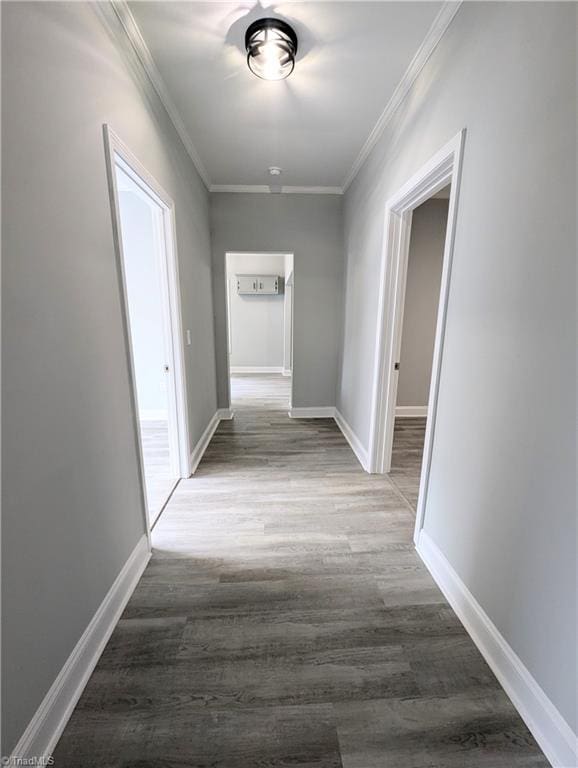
top-left (342, 1), bottom-right (462, 191)
top-left (98, 0), bottom-right (211, 189)
top-left (210, 184), bottom-right (343, 195)
top-left (282, 185), bottom-right (343, 195)
top-left (96, 0), bottom-right (461, 196)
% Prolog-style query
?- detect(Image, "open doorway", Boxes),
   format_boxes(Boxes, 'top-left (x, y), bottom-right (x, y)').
top-left (368, 131), bottom-right (465, 543)
top-left (389, 190), bottom-right (450, 510)
top-left (225, 252), bottom-right (294, 412)
top-left (104, 127), bottom-right (190, 529)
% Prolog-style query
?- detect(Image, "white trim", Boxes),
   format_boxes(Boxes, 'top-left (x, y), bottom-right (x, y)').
top-left (395, 405), bottom-right (428, 418)
top-left (97, 1), bottom-right (210, 188)
top-left (417, 531), bottom-right (577, 768)
top-left (10, 535), bottom-right (150, 763)
top-left (342, 2), bottom-right (462, 191)
top-left (108, 128), bottom-right (192, 475)
top-left (210, 185), bottom-right (343, 195)
top-left (226, 276), bottom-right (233, 356)
top-left (367, 130), bottom-right (466, 553)
top-left (188, 409), bottom-right (234, 473)
top-left (102, 129), bottom-right (152, 546)
top-left (230, 366), bottom-right (284, 374)
top-left (334, 409), bottom-right (370, 471)
top-left (289, 406), bottom-right (335, 419)
top-left (189, 412), bottom-right (220, 475)
top-left (93, 2), bottom-right (460, 197)
top-left (283, 260), bottom-right (294, 377)
top-left (103, 126), bottom-right (192, 543)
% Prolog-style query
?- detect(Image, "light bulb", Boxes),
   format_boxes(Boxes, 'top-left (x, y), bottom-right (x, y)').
top-left (246, 19), bottom-right (297, 81)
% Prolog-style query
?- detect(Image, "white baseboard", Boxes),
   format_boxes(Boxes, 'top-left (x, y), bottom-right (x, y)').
top-left (395, 405), bottom-right (428, 417)
top-left (289, 406), bottom-right (335, 419)
top-left (417, 530), bottom-right (577, 768)
top-left (230, 366), bottom-right (283, 374)
top-left (287, 407), bottom-right (371, 474)
top-left (334, 409), bottom-right (370, 472)
top-left (10, 535), bottom-right (150, 762)
top-left (189, 409), bottom-right (234, 473)
top-left (189, 412), bottom-right (220, 474)
top-left (282, 368), bottom-right (292, 377)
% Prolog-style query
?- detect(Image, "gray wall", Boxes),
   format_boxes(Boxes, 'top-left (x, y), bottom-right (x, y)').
top-left (226, 253), bottom-right (285, 369)
top-left (397, 199), bottom-right (448, 408)
top-left (338, 2), bottom-right (576, 731)
top-left (211, 193), bottom-right (344, 409)
top-left (1, 1), bottom-right (217, 754)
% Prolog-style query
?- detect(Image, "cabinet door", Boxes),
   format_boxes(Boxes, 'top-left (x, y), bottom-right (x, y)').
top-left (257, 276), bottom-right (279, 294)
top-left (237, 275), bottom-right (257, 294)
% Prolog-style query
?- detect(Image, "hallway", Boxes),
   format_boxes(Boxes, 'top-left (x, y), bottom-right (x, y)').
top-left (53, 376), bottom-right (547, 767)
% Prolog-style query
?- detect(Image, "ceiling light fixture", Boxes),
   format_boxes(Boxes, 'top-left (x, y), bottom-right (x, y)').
top-left (245, 18), bottom-right (298, 81)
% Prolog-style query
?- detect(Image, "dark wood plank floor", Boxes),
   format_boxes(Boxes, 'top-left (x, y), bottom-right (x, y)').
top-left (52, 375), bottom-right (548, 767)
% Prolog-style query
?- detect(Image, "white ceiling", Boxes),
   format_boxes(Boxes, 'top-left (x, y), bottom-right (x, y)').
top-left (127, 1), bottom-right (448, 190)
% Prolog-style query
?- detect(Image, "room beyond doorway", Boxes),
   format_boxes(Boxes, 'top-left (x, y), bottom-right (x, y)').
top-left (115, 166), bottom-right (178, 523)
top-left (225, 252), bottom-right (294, 412)
top-left (105, 127), bottom-right (191, 528)
top-left (368, 131), bottom-right (464, 545)
top-left (389, 191), bottom-right (450, 512)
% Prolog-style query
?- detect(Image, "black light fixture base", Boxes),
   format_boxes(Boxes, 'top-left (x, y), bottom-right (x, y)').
top-left (245, 18), bottom-right (298, 81)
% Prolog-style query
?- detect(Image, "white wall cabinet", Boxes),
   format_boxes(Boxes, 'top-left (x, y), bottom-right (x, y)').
top-left (237, 275), bottom-right (279, 295)
top-left (236, 275), bottom-right (258, 293)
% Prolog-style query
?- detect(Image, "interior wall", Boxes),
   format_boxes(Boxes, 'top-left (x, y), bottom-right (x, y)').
top-left (118, 189), bottom-right (168, 418)
top-left (226, 253), bottom-right (285, 369)
top-left (338, 1), bottom-right (576, 733)
top-left (211, 193), bottom-right (344, 409)
top-left (1, 1), bottom-right (217, 754)
top-left (397, 198), bottom-right (448, 408)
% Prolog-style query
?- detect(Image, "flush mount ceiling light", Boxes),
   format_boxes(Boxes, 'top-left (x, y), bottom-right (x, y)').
top-left (245, 18), bottom-right (298, 81)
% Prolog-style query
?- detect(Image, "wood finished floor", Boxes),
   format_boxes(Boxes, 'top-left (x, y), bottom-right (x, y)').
top-left (53, 375), bottom-right (548, 767)
top-left (140, 419), bottom-right (178, 525)
top-left (390, 417), bottom-right (427, 511)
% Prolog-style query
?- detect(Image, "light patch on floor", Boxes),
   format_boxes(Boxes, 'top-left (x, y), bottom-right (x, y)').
top-left (139, 418), bottom-right (178, 524)
top-left (230, 372), bottom-right (291, 411)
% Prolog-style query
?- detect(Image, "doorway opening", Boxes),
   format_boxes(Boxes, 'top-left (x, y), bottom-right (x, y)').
top-left (104, 126), bottom-right (190, 530)
top-left (368, 130), bottom-right (465, 544)
top-left (389, 189), bottom-right (450, 511)
top-left (225, 252), bottom-right (294, 412)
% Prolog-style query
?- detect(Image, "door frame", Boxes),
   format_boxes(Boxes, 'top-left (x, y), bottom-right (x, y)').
top-left (283, 254), bottom-right (294, 384)
top-left (103, 124), bottom-right (191, 535)
top-left (368, 130), bottom-right (466, 544)
top-left (224, 251), bottom-right (294, 409)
